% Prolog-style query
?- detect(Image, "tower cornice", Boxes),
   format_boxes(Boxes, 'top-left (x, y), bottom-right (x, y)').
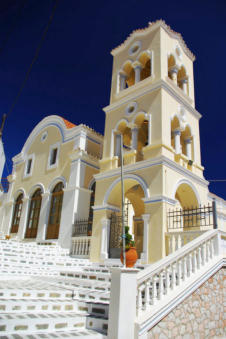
top-left (111, 20), bottom-right (195, 62)
top-left (103, 79), bottom-right (202, 120)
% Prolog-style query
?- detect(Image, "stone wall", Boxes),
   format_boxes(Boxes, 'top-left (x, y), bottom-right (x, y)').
top-left (148, 268), bottom-right (226, 339)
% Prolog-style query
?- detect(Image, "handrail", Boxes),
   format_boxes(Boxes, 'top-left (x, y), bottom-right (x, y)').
top-left (137, 229), bottom-right (217, 283)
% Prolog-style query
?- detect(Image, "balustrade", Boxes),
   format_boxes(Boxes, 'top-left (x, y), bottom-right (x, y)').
top-left (136, 230), bottom-right (220, 317)
top-left (70, 236), bottom-right (91, 257)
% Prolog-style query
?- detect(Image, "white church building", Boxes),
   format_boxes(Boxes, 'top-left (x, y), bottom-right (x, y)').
top-left (0, 20), bottom-right (225, 339)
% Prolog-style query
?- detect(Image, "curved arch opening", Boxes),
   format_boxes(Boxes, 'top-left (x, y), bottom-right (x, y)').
top-left (25, 189), bottom-right (42, 239)
top-left (10, 193), bottom-right (24, 234)
top-left (46, 182), bottom-right (64, 240)
top-left (106, 178), bottom-right (146, 258)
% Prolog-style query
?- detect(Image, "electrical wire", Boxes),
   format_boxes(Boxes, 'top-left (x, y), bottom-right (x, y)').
top-left (7, 0), bottom-right (60, 117)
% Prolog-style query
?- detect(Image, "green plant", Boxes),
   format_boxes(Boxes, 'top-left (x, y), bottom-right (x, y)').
top-left (121, 226), bottom-right (135, 250)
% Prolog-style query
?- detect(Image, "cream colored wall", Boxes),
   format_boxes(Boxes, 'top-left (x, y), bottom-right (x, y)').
top-left (86, 139), bottom-right (101, 158)
top-left (160, 27), bottom-right (195, 104)
top-left (161, 90), bottom-right (202, 169)
top-left (11, 126), bottom-right (73, 198)
top-left (110, 27), bottom-right (161, 104)
top-left (104, 90), bottom-right (162, 160)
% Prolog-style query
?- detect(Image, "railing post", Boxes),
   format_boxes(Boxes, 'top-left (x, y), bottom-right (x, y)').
top-left (212, 199), bottom-right (218, 229)
top-left (108, 268), bottom-right (139, 339)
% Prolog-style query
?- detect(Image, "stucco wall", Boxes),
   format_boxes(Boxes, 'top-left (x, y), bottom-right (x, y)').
top-left (148, 268), bottom-right (226, 338)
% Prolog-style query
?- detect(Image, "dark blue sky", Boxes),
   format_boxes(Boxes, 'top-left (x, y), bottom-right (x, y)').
top-left (0, 0), bottom-right (226, 199)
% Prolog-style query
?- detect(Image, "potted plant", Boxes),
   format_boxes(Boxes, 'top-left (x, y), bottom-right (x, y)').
top-left (120, 226), bottom-right (138, 268)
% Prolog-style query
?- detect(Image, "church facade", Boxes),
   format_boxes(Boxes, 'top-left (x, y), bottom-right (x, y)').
top-left (0, 20), bottom-right (225, 265)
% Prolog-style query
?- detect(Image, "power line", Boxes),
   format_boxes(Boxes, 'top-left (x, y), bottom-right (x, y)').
top-left (7, 0), bottom-right (60, 117)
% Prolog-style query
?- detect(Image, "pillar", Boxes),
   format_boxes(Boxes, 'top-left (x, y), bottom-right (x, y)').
top-left (119, 71), bottom-right (127, 91)
top-left (173, 129), bottom-right (181, 154)
top-left (36, 192), bottom-right (51, 242)
top-left (148, 114), bottom-right (151, 145)
top-left (141, 214), bottom-right (150, 263)
top-left (185, 137), bottom-right (192, 160)
top-left (108, 268), bottom-right (139, 339)
top-left (115, 133), bottom-right (121, 157)
top-left (180, 78), bottom-right (188, 94)
top-left (100, 218), bottom-right (110, 260)
top-left (2, 201), bottom-right (14, 236)
top-left (17, 197), bottom-right (29, 240)
top-left (169, 66), bottom-right (179, 84)
top-left (131, 126), bottom-right (138, 150)
top-left (132, 61), bottom-right (142, 83)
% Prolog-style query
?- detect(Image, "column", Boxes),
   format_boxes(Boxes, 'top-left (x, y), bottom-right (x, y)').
top-left (119, 71), bottom-right (127, 91)
top-left (185, 137), bottom-right (192, 160)
top-left (108, 268), bottom-right (139, 339)
top-left (58, 186), bottom-right (78, 249)
top-left (17, 197), bottom-right (29, 240)
top-left (2, 201), bottom-right (14, 236)
top-left (115, 133), bottom-right (121, 157)
top-left (148, 114), bottom-right (151, 145)
top-left (78, 131), bottom-right (87, 151)
top-left (100, 218), bottom-right (110, 260)
top-left (180, 78), bottom-right (188, 94)
top-left (173, 129), bottom-right (181, 154)
top-left (131, 126), bottom-right (138, 150)
top-left (36, 192), bottom-right (51, 242)
top-left (132, 61), bottom-right (142, 83)
top-left (169, 66), bottom-right (179, 84)
top-left (141, 214), bottom-right (150, 263)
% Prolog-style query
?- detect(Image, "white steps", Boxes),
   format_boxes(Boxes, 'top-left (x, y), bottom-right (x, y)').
top-left (0, 240), bottom-right (110, 337)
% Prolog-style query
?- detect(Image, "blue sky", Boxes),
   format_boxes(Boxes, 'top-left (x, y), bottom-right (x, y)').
top-left (0, 0), bottom-right (226, 199)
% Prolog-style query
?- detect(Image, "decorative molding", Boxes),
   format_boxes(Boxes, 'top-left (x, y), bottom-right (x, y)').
top-left (143, 195), bottom-right (177, 205)
top-left (111, 20), bottom-right (195, 62)
top-left (103, 79), bottom-right (201, 121)
top-left (95, 155), bottom-right (208, 189)
top-left (92, 204), bottom-right (120, 212)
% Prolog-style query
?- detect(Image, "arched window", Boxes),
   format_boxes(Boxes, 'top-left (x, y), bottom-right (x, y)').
top-left (11, 193), bottom-right (23, 233)
top-left (46, 182), bottom-right (64, 239)
top-left (25, 189), bottom-right (42, 238)
top-left (139, 53), bottom-right (151, 81)
top-left (123, 61), bottom-right (135, 88)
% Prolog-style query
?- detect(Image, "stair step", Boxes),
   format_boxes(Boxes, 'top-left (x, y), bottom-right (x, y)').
top-left (0, 329), bottom-right (107, 338)
top-left (0, 312), bottom-right (86, 334)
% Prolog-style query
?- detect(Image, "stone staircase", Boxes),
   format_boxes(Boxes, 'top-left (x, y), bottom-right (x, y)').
top-left (0, 240), bottom-right (110, 338)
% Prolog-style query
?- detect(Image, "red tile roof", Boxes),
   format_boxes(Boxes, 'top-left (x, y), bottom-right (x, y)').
top-left (60, 117), bottom-right (76, 129)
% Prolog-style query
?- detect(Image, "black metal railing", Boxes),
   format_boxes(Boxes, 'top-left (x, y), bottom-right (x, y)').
top-left (72, 219), bottom-right (92, 237)
top-left (167, 202), bottom-right (217, 231)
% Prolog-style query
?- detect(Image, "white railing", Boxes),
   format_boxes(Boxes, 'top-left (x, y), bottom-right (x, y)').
top-left (104, 230), bottom-right (226, 338)
top-left (165, 230), bottom-right (206, 255)
top-left (136, 230), bottom-right (220, 319)
top-left (70, 236), bottom-right (91, 258)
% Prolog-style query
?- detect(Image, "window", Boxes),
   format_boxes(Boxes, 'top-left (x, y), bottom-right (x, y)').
top-left (48, 143), bottom-right (60, 170)
top-left (46, 182), bottom-right (64, 239)
top-left (24, 154), bottom-right (34, 178)
top-left (27, 159), bottom-right (32, 174)
top-left (25, 189), bottom-right (42, 238)
top-left (50, 148), bottom-right (58, 166)
top-left (11, 193), bottom-right (23, 233)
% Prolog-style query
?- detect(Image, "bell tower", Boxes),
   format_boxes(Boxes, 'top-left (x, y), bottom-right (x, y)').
top-left (90, 20), bottom-right (209, 264)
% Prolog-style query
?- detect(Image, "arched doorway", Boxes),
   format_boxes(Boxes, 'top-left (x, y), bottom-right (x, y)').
top-left (173, 182), bottom-right (199, 229)
top-left (46, 182), bottom-right (64, 239)
top-left (25, 189), bottom-right (42, 238)
top-left (11, 193), bottom-right (23, 233)
top-left (106, 178), bottom-right (146, 258)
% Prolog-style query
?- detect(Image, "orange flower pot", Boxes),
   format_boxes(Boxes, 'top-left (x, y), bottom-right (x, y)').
top-left (120, 247), bottom-right (138, 268)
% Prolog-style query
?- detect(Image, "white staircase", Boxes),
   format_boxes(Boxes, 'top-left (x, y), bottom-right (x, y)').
top-left (0, 240), bottom-right (110, 338)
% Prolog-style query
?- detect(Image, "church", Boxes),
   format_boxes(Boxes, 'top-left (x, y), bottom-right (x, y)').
top-left (0, 20), bottom-right (225, 339)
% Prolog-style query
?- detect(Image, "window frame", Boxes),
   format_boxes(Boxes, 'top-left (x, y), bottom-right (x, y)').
top-left (23, 154), bottom-right (35, 178)
top-left (47, 142), bottom-right (60, 170)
